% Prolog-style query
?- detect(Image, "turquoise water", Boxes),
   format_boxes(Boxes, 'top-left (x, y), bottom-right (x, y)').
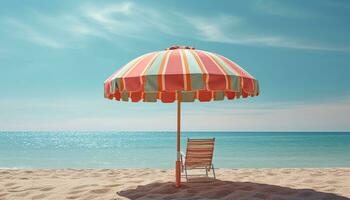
top-left (0, 132), bottom-right (349, 169)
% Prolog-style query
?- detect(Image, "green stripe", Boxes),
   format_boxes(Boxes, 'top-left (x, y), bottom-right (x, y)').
top-left (121, 91), bottom-right (129, 101)
top-left (206, 52), bottom-right (237, 76)
top-left (214, 91), bottom-right (225, 100)
top-left (145, 51), bottom-right (164, 75)
top-left (144, 92), bottom-right (158, 102)
top-left (207, 52), bottom-right (241, 92)
top-left (144, 51), bottom-right (164, 92)
top-left (184, 50), bottom-right (204, 90)
top-left (111, 54), bottom-right (146, 92)
top-left (254, 79), bottom-right (260, 96)
top-left (181, 91), bottom-right (195, 102)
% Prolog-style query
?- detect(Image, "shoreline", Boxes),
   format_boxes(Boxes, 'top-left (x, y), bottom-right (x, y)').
top-left (1, 168), bottom-right (349, 200)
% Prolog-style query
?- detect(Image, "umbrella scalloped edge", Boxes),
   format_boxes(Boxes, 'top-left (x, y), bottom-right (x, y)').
top-left (104, 88), bottom-right (259, 103)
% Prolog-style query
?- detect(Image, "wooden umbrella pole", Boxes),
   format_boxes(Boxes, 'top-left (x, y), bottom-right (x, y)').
top-left (175, 91), bottom-right (181, 188)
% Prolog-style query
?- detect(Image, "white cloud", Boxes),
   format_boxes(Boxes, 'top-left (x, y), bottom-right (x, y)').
top-left (1, 2), bottom-right (348, 51)
top-left (253, 0), bottom-right (317, 18)
top-left (80, 2), bottom-right (138, 37)
top-left (1, 2), bottom-right (174, 48)
top-left (54, 15), bottom-right (107, 40)
top-left (78, 2), bottom-right (177, 41)
top-left (4, 18), bottom-right (65, 48)
top-left (182, 14), bottom-right (348, 51)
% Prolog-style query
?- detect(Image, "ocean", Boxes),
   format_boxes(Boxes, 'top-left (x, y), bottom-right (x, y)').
top-left (0, 132), bottom-right (349, 169)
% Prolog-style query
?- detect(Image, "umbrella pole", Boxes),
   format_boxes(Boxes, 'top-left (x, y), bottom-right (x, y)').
top-left (176, 92), bottom-right (181, 188)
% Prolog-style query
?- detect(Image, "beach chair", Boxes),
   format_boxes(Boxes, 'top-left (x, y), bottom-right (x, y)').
top-left (180, 138), bottom-right (216, 181)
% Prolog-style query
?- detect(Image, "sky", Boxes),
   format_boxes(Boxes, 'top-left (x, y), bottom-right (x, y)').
top-left (0, 0), bottom-right (349, 131)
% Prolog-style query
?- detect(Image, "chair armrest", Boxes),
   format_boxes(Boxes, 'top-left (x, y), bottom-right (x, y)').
top-left (180, 151), bottom-right (186, 161)
top-left (180, 152), bottom-right (186, 161)
top-left (180, 151), bottom-right (185, 158)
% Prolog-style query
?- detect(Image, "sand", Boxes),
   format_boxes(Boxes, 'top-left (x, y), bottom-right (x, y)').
top-left (0, 168), bottom-right (349, 200)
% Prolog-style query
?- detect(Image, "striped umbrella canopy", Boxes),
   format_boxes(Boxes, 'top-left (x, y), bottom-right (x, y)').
top-left (104, 46), bottom-right (259, 187)
top-left (104, 46), bottom-right (259, 102)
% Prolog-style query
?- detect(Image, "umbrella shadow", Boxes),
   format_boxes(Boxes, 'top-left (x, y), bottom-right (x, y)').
top-left (117, 178), bottom-right (349, 200)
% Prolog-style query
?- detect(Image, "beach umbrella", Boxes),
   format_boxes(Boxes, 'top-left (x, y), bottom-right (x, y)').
top-left (104, 46), bottom-right (259, 187)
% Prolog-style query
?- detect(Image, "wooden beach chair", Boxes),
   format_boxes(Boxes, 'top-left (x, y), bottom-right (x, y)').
top-left (180, 138), bottom-right (216, 181)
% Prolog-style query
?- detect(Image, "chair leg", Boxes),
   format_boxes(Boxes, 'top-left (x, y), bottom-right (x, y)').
top-left (212, 164), bottom-right (216, 179)
top-left (205, 167), bottom-right (208, 176)
top-left (185, 165), bottom-right (188, 182)
top-left (180, 156), bottom-right (184, 173)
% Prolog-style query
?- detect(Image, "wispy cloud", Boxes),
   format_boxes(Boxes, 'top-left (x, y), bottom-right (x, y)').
top-left (79, 2), bottom-right (176, 41)
top-left (79, 2), bottom-right (140, 39)
top-left (1, 2), bottom-right (174, 48)
top-left (253, 0), bottom-right (317, 18)
top-left (182, 14), bottom-right (348, 51)
top-left (4, 18), bottom-right (65, 48)
top-left (1, 1), bottom-right (348, 51)
top-left (182, 14), bottom-right (279, 46)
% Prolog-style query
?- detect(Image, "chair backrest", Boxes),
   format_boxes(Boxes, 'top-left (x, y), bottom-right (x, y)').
top-left (185, 138), bottom-right (215, 169)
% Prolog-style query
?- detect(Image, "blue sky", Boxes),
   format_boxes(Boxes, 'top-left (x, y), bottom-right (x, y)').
top-left (0, 0), bottom-right (349, 131)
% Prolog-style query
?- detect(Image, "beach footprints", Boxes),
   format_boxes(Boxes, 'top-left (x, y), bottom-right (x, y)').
top-left (90, 188), bottom-right (111, 194)
top-left (72, 184), bottom-right (98, 190)
top-left (31, 193), bottom-right (49, 200)
top-left (39, 186), bottom-right (54, 192)
top-left (0, 169), bottom-right (349, 200)
top-left (65, 184), bottom-right (113, 199)
top-left (104, 183), bottom-right (123, 188)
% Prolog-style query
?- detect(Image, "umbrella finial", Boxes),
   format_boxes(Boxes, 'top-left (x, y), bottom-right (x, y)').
top-left (165, 45), bottom-right (195, 50)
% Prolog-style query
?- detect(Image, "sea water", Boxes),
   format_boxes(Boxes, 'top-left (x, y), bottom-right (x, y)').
top-left (0, 132), bottom-right (349, 169)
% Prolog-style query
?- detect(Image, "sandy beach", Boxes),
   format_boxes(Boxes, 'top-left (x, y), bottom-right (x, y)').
top-left (0, 168), bottom-right (349, 200)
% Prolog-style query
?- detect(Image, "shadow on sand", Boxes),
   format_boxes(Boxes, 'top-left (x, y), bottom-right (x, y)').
top-left (117, 178), bottom-right (349, 200)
